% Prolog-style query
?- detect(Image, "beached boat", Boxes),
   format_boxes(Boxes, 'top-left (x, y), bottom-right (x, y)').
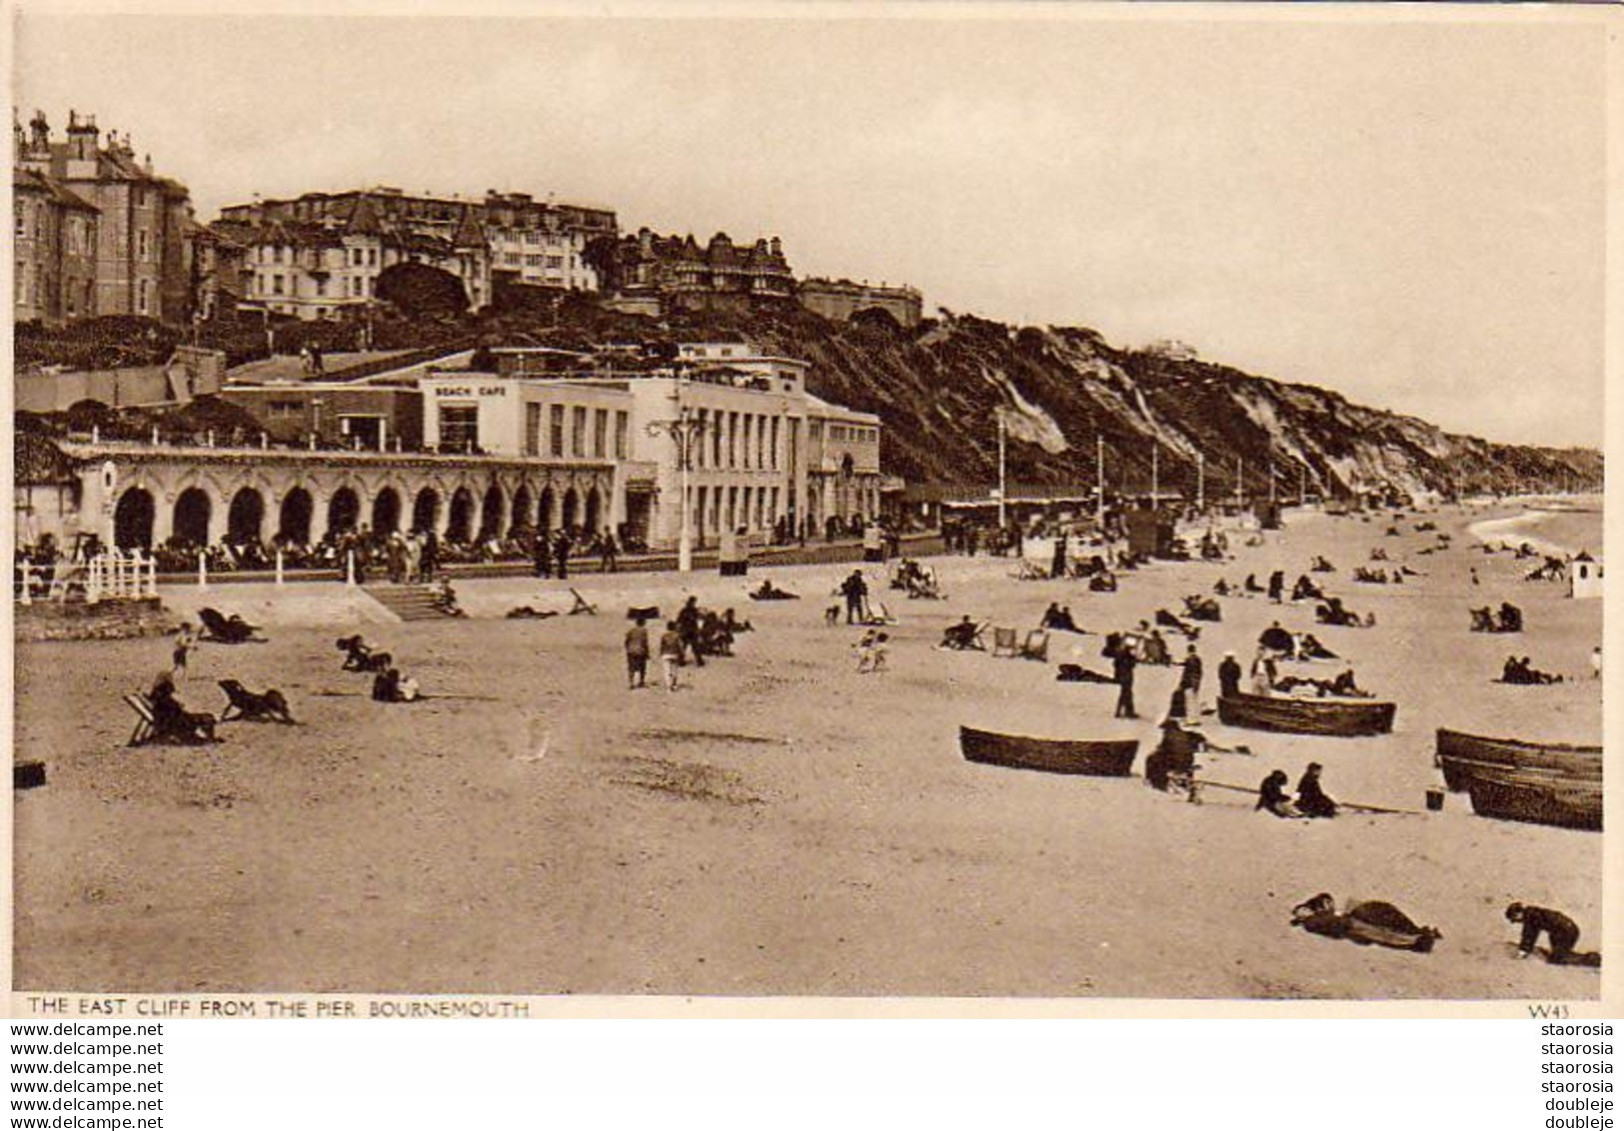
top-left (1217, 692), bottom-right (1395, 737)
top-left (1435, 728), bottom-right (1602, 792)
top-left (958, 726), bottom-right (1138, 776)
top-left (1466, 769), bottom-right (1602, 832)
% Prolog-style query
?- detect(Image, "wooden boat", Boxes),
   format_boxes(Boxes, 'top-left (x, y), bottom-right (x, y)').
top-left (1435, 728), bottom-right (1602, 792)
top-left (1217, 692), bottom-right (1395, 737)
top-left (959, 726), bottom-right (1137, 777)
top-left (1466, 769), bottom-right (1602, 832)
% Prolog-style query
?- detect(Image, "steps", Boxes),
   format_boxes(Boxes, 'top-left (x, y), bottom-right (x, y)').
top-left (363, 583), bottom-right (453, 623)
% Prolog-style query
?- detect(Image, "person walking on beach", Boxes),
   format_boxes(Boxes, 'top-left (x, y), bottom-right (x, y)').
top-left (553, 530), bottom-right (572, 581)
top-left (841, 569), bottom-right (868, 625)
top-left (1113, 646), bottom-right (1138, 719)
top-left (171, 624), bottom-right (195, 682)
top-left (1505, 903), bottom-right (1601, 967)
top-left (1180, 643), bottom-right (1203, 701)
top-left (601, 528), bottom-right (619, 574)
top-left (533, 531), bottom-right (553, 579)
top-left (1218, 651), bottom-right (1242, 699)
top-left (1268, 570), bottom-right (1285, 603)
top-left (624, 616), bottom-right (650, 690)
top-left (659, 621), bottom-right (684, 691)
top-left (1250, 647), bottom-right (1277, 696)
top-left (676, 596), bottom-right (705, 667)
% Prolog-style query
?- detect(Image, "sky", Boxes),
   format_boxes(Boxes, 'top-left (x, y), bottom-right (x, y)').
top-left (11, 5), bottom-right (1613, 448)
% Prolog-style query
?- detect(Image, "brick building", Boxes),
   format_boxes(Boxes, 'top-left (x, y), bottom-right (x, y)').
top-left (12, 109), bottom-right (192, 325)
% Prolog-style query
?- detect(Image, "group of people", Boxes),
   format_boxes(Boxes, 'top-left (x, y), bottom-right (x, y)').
top-left (1499, 655), bottom-right (1562, 685)
top-left (626, 597), bottom-right (753, 691)
top-left (1470, 602), bottom-right (1524, 633)
top-left (1257, 764), bottom-right (1339, 819)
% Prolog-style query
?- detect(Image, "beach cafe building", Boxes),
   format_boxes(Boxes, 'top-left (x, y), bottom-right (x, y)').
top-left (418, 345), bottom-right (884, 550)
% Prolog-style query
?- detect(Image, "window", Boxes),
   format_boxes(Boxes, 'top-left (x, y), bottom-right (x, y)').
top-left (504, 253), bottom-right (520, 266)
top-left (268, 399), bottom-right (303, 418)
top-left (571, 406), bottom-right (587, 457)
top-left (275, 246), bottom-right (285, 265)
top-left (15, 261), bottom-right (24, 303)
top-left (525, 403), bottom-right (542, 456)
top-left (728, 412), bottom-right (739, 468)
top-left (138, 230), bottom-right (149, 259)
top-left (368, 247), bottom-right (378, 267)
top-left (593, 408), bottom-right (608, 458)
top-left (13, 206), bottom-right (24, 237)
top-left (315, 277), bottom-right (327, 297)
top-left (439, 405), bottom-right (479, 452)
top-left (273, 274), bottom-right (285, 295)
top-left (614, 411), bottom-right (629, 459)
top-left (549, 404), bottom-right (565, 456)
top-left (525, 254), bottom-right (542, 267)
top-left (352, 248), bottom-right (363, 267)
top-left (137, 278), bottom-right (149, 315)
top-left (770, 417), bottom-right (780, 470)
top-left (546, 255), bottom-right (563, 270)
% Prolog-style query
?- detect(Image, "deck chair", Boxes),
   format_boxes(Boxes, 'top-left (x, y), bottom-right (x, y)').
top-left (627, 605), bottom-right (660, 622)
top-left (47, 561), bottom-right (86, 602)
top-left (1011, 560), bottom-right (1047, 581)
top-left (198, 607), bottom-right (263, 644)
top-left (991, 627), bottom-right (1020, 658)
top-left (125, 693), bottom-right (158, 746)
top-left (568, 588), bottom-right (598, 616)
top-left (1020, 629), bottom-right (1051, 662)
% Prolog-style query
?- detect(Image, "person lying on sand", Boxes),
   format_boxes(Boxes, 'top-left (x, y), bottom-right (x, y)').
top-left (1291, 893), bottom-right (1440, 953)
top-left (1499, 656), bottom-right (1562, 685)
top-left (1055, 663), bottom-right (1115, 684)
top-left (1506, 903), bottom-right (1601, 967)
top-left (751, 579), bottom-right (800, 601)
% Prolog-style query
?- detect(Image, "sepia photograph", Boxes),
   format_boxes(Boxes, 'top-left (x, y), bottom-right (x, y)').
top-left (8, 4), bottom-right (1611, 1007)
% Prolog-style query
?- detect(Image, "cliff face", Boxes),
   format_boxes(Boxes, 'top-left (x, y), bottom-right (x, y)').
top-left (706, 305), bottom-right (1601, 499)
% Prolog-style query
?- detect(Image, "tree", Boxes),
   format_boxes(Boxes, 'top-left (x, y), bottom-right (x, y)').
top-left (375, 262), bottom-right (469, 322)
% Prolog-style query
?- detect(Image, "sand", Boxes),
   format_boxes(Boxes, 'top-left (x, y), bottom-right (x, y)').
top-left (13, 501), bottom-right (1603, 1000)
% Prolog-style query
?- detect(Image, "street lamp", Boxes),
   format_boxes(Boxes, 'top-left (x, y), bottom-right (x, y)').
top-left (646, 403), bottom-right (709, 573)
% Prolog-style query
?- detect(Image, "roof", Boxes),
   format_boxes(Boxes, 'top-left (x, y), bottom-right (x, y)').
top-left (14, 167), bottom-right (99, 212)
top-left (15, 432), bottom-right (79, 484)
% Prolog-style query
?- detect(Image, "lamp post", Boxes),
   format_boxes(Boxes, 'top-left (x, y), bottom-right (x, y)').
top-left (646, 404), bottom-right (708, 573)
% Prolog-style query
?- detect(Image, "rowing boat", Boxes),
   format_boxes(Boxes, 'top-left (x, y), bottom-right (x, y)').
top-left (1216, 692), bottom-right (1395, 737)
top-left (1435, 728), bottom-right (1602, 792)
top-left (1466, 768), bottom-right (1602, 832)
top-left (958, 726), bottom-right (1138, 776)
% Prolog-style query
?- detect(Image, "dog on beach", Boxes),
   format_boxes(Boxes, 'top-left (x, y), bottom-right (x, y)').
top-left (218, 680), bottom-right (296, 725)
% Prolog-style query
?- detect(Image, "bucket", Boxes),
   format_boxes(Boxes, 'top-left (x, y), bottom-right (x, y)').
top-left (1424, 788), bottom-right (1445, 812)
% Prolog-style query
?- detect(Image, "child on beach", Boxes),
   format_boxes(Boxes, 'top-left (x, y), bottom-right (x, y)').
top-left (171, 624), bottom-right (195, 681)
top-left (659, 621), bottom-right (684, 691)
top-left (625, 617), bottom-right (650, 690)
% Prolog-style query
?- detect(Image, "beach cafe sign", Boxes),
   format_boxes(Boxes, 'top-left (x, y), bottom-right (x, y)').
top-left (431, 384), bottom-right (508, 397)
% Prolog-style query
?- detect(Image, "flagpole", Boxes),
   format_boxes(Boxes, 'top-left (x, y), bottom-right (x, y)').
top-left (1096, 435), bottom-right (1105, 525)
top-left (1197, 452), bottom-right (1205, 512)
top-left (1151, 443), bottom-right (1159, 507)
top-left (1235, 456), bottom-right (1243, 511)
top-left (997, 411), bottom-right (1008, 529)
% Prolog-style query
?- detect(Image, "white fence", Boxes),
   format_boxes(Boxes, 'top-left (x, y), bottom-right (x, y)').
top-left (15, 551), bottom-right (159, 605)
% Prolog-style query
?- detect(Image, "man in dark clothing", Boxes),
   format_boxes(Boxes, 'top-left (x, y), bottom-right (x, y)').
top-left (554, 531), bottom-right (572, 580)
top-left (601, 528), bottom-right (619, 573)
top-left (1268, 570), bottom-right (1285, 603)
top-left (1180, 645), bottom-right (1203, 700)
top-left (1259, 622), bottom-right (1295, 655)
top-left (1217, 651), bottom-right (1243, 699)
top-left (1295, 763), bottom-right (1338, 818)
top-left (1113, 647), bottom-right (1138, 719)
top-left (1506, 903), bottom-right (1601, 966)
top-left (841, 570), bottom-right (868, 625)
top-left (676, 596), bottom-right (705, 667)
top-left (532, 532), bottom-right (553, 578)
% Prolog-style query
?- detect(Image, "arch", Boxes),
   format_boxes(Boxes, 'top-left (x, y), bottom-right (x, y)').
top-left (279, 487), bottom-right (314, 544)
top-left (538, 486), bottom-right (557, 531)
top-left (447, 487), bottom-right (475, 542)
top-left (478, 483), bottom-right (505, 541)
top-left (583, 485), bottom-right (602, 535)
top-left (561, 486), bottom-right (580, 531)
top-left (326, 486), bottom-right (361, 537)
top-left (372, 487), bottom-right (402, 534)
top-left (227, 487), bottom-right (266, 544)
top-left (412, 488), bottom-right (440, 535)
top-left (113, 487), bottom-right (155, 550)
top-left (173, 487), bottom-right (212, 546)
top-left (510, 485), bottom-right (534, 536)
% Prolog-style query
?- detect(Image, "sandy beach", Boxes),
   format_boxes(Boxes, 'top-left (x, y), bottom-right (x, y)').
top-left (13, 500), bottom-right (1603, 1000)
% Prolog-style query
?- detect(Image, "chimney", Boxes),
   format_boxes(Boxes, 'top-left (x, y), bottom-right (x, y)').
top-left (28, 109), bottom-right (49, 154)
top-left (66, 109), bottom-right (99, 162)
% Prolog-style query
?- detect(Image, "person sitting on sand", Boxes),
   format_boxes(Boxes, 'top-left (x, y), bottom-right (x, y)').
top-left (1501, 655), bottom-right (1561, 686)
top-left (1327, 666), bottom-right (1372, 698)
top-left (1311, 555), bottom-right (1335, 573)
top-left (429, 574), bottom-right (464, 617)
top-left (1213, 578), bottom-right (1232, 597)
top-left (1505, 903), bottom-right (1601, 967)
top-left (721, 608), bottom-right (753, 635)
top-left (1295, 763), bottom-right (1338, 818)
top-left (1498, 602), bottom-right (1523, 633)
top-left (371, 667), bottom-right (420, 703)
top-left (1291, 574), bottom-right (1323, 602)
top-left (1142, 629), bottom-right (1172, 666)
top-left (1295, 633), bottom-right (1337, 661)
top-left (1145, 718), bottom-right (1204, 792)
top-left (1259, 622), bottom-right (1295, 656)
top-left (148, 671), bottom-right (217, 743)
top-left (1041, 603), bottom-right (1083, 633)
top-left (1088, 571), bottom-right (1118, 593)
top-left (1256, 770), bottom-right (1302, 818)
top-left (940, 616), bottom-right (983, 651)
top-left (1244, 573), bottom-right (1265, 594)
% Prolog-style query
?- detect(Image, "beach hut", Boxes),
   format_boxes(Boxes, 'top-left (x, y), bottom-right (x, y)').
top-left (1124, 508), bottom-right (1176, 559)
top-left (1570, 552), bottom-right (1603, 600)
